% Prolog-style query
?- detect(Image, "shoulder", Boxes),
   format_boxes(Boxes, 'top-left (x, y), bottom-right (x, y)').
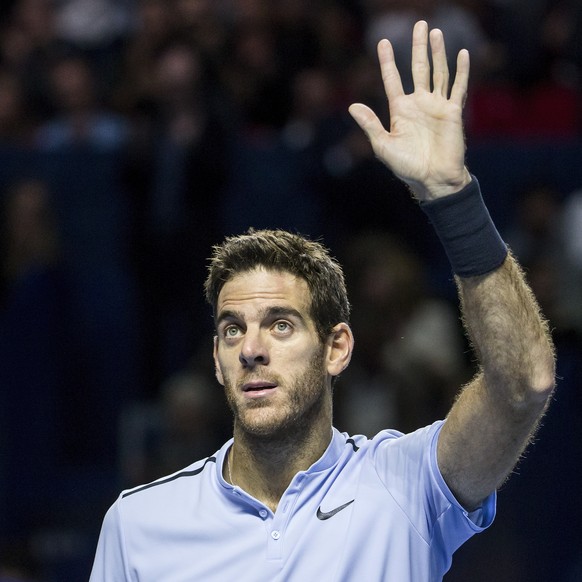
top-left (119, 455), bottom-right (218, 505)
top-left (363, 421), bottom-right (443, 456)
top-left (358, 422), bottom-right (445, 491)
top-left (335, 423), bottom-right (443, 480)
top-left (337, 422), bottom-right (443, 458)
top-left (104, 454), bottom-right (222, 540)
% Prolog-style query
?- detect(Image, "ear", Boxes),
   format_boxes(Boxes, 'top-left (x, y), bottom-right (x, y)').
top-left (325, 323), bottom-right (354, 377)
top-left (213, 336), bottom-right (225, 386)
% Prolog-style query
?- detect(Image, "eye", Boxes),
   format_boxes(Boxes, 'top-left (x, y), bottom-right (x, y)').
top-left (273, 321), bottom-right (292, 335)
top-left (224, 325), bottom-right (241, 338)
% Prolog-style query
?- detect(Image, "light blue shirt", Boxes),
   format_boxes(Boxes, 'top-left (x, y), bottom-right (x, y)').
top-left (89, 421), bottom-right (495, 581)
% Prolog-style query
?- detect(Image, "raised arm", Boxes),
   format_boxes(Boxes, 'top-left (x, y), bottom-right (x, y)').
top-left (349, 20), bottom-right (556, 509)
top-left (440, 255), bottom-right (555, 508)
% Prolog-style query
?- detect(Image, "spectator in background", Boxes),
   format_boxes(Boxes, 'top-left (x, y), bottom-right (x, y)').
top-left (221, 0), bottom-right (271, 27)
top-left (363, 0), bottom-right (492, 92)
top-left (6, 0), bottom-right (57, 62)
top-left (0, 69), bottom-right (36, 145)
top-left (217, 19), bottom-right (324, 238)
top-left (486, 0), bottom-right (581, 87)
top-left (120, 367), bottom-right (229, 487)
top-left (0, 179), bottom-right (59, 298)
top-left (503, 182), bottom-right (582, 335)
top-left (505, 182), bottom-right (564, 268)
top-left (466, 0), bottom-right (582, 138)
top-left (336, 231), bottom-right (470, 435)
top-left (278, 65), bottom-right (354, 248)
top-left (52, 0), bottom-right (134, 91)
top-left (35, 53), bottom-right (128, 150)
top-left (0, 1), bottom-right (578, 578)
top-left (53, 0), bottom-right (133, 50)
top-left (0, 556), bottom-right (39, 582)
top-left (0, 0), bottom-right (61, 122)
top-left (314, 2), bottom-right (363, 76)
top-left (0, 179), bottom-right (69, 569)
top-left (172, 0), bottom-right (229, 68)
top-left (281, 67), bottom-right (339, 153)
top-left (559, 187), bottom-right (582, 334)
top-left (220, 21), bottom-right (289, 129)
top-left (271, 0), bottom-right (320, 79)
top-left (154, 370), bottom-right (226, 476)
top-left (541, 1), bottom-right (581, 82)
top-left (115, 0), bottom-right (179, 116)
top-left (123, 38), bottom-right (229, 392)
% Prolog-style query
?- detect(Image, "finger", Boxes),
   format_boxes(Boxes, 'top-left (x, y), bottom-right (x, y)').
top-left (411, 20), bottom-right (430, 92)
top-left (377, 38), bottom-right (404, 103)
top-left (450, 49), bottom-right (470, 106)
top-left (348, 103), bottom-right (388, 144)
top-left (429, 28), bottom-right (449, 97)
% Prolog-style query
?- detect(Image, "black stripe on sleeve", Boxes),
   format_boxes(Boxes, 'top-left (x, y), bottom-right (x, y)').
top-left (346, 439), bottom-right (360, 452)
top-left (122, 457), bottom-right (217, 498)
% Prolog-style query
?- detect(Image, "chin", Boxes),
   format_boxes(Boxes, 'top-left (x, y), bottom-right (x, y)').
top-left (236, 411), bottom-right (294, 439)
top-left (236, 400), bottom-right (325, 441)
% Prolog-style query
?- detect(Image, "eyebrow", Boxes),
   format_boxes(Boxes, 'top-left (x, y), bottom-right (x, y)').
top-left (215, 306), bottom-right (307, 328)
top-left (262, 306), bottom-right (306, 323)
top-left (215, 309), bottom-right (244, 328)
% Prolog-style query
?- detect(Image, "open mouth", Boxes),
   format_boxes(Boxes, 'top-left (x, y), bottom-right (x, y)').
top-left (242, 381), bottom-right (278, 395)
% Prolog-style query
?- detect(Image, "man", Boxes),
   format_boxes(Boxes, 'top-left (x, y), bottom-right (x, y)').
top-left (89, 21), bottom-right (555, 581)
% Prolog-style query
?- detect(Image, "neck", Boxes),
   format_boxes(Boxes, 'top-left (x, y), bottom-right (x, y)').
top-left (227, 416), bottom-right (333, 512)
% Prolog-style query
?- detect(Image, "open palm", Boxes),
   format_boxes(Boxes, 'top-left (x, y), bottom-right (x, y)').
top-left (349, 21), bottom-right (471, 201)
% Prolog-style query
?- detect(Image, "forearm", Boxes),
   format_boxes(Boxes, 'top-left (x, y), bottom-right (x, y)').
top-left (456, 252), bottom-right (556, 409)
top-left (421, 176), bottom-right (556, 406)
top-left (436, 254), bottom-right (556, 508)
top-left (427, 181), bottom-right (556, 508)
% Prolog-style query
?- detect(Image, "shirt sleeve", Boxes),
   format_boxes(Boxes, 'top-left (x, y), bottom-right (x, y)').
top-left (89, 498), bottom-right (131, 582)
top-left (371, 421), bottom-right (496, 555)
top-left (426, 421), bottom-right (496, 549)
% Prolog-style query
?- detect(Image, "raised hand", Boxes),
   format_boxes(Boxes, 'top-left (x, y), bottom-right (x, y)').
top-left (349, 20), bottom-right (472, 201)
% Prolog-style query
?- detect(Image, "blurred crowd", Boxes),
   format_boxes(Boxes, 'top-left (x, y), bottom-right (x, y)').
top-left (1, 0), bottom-right (581, 146)
top-left (0, 0), bottom-right (582, 580)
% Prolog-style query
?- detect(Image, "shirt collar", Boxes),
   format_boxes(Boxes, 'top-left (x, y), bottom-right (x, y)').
top-left (214, 427), bottom-right (348, 490)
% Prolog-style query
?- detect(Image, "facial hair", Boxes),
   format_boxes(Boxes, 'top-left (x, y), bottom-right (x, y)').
top-left (223, 347), bottom-right (328, 440)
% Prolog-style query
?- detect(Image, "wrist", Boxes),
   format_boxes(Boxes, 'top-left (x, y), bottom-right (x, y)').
top-left (420, 175), bottom-right (508, 277)
top-left (410, 168), bottom-right (473, 201)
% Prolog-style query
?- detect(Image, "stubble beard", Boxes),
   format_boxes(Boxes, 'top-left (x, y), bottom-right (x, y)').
top-left (224, 347), bottom-right (329, 441)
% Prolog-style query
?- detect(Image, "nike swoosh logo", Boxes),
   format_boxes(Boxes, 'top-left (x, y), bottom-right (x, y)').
top-left (316, 499), bottom-right (355, 520)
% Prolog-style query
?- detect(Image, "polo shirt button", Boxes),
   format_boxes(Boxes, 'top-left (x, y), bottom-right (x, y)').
top-left (271, 530), bottom-right (281, 540)
top-left (259, 509), bottom-right (268, 518)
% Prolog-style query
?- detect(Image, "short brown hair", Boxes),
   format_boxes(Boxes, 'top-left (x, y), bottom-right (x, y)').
top-left (205, 229), bottom-right (350, 341)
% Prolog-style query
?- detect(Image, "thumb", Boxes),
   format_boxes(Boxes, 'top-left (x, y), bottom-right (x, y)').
top-left (348, 103), bottom-right (387, 146)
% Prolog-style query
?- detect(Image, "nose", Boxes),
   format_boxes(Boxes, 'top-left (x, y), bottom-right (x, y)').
top-left (239, 329), bottom-right (269, 368)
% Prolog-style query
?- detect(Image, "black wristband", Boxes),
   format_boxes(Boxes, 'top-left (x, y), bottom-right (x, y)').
top-left (420, 176), bottom-right (508, 277)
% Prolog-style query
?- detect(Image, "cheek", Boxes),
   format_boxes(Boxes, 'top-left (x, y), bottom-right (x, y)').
top-left (214, 348), bottom-right (245, 388)
top-left (215, 362), bottom-right (225, 386)
top-left (213, 347), bottom-right (226, 386)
